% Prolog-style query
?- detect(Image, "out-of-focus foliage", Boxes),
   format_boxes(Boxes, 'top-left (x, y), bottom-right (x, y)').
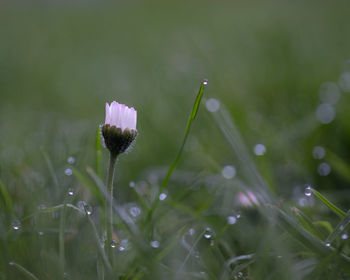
top-left (1, 0), bottom-right (350, 279)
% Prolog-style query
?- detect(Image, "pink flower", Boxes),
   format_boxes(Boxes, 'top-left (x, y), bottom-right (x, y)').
top-left (236, 190), bottom-right (259, 207)
top-left (105, 101), bottom-right (137, 132)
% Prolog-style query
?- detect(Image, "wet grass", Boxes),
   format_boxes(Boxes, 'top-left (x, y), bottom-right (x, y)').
top-left (1, 0), bottom-right (350, 279)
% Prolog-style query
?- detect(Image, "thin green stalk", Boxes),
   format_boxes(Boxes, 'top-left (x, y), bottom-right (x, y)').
top-left (9, 261), bottom-right (39, 280)
top-left (59, 194), bottom-right (69, 273)
top-left (145, 81), bottom-right (205, 223)
top-left (106, 152), bottom-right (117, 263)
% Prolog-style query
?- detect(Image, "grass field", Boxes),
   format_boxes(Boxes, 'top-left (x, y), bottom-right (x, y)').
top-left (1, 0), bottom-right (350, 279)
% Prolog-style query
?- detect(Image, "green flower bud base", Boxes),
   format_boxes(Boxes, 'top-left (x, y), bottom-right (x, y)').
top-left (102, 124), bottom-right (137, 156)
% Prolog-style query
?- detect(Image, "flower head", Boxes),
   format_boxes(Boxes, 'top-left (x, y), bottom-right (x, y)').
top-left (105, 101), bottom-right (137, 131)
top-left (102, 101), bottom-right (137, 156)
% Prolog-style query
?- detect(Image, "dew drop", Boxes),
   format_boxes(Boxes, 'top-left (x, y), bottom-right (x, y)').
top-left (312, 146), bottom-right (326, 159)
top-left (78, 201), bottom-right (92, 215)
top-left (319, 82), bottom-right (341, 105)
top-left (85, 206), bottom-right (93, 215)
top-left (11, 220), bottom-right (21, 230)
top-left (64, 168), bottom-right (72, 176)
top-left (298, 197), bottom-right (308, 207)
top-left (206, 98), bottom-right (220, 112)
top-left (150, 240), bottom-right (160, 248)
top-left (110, 240), bottom-right (117, 248)
top-left (202, 79), bottom-right (208, 85)
top-left (221, 165), bottom-right (236, 179)
top-left (316, 104), bottom-right (335, 124)
top-left (67, 156), bottom-right (75, 164)
top-left (339, 225), bottom-right (344, 231)
top-left (159, 193), bottom-right (167, 201)
top-left (325, 242), bottom-right (331, 247)
top-left (129, 181), bottom-right (135, 188)
top-left (236, 213), bottom-right (241, 219)
top-left (304, 186), bottom-right (312, 197)
top-left (9, 261), bottom-right (14, 266)
top-left (254, 144), bottom-right (266, 156)
top-left (130, 206), bottom-right (141, 217)
top-left (119, 245), bottom-right (125, 251)
top-left (188, 228), bottom-right (195, 236)
top-left (67, 188), bottom-right (74, 196)
top-left (119, 239), bottom-right (130, 251)
top-left (317, 162), bottom-right (331, 176)
top-left (341, 233), bottom-right (348, 240)
top-left (338, 72), bottom-right (350, 92)
top-left (38, 231), bottom-right (44, 236)
top-left (204, 227), bottom-right (213, 239)
top-left (227, 216), bottom-right (237, 225)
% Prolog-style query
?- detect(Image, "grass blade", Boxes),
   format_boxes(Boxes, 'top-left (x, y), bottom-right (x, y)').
top-left (325, 210), bottom-right (350, 245)
top-left (96, 126), bottom-right (103, 178)
top-left (9, 261), bottom-right (40, 280)
top-left (146, 80), bottom-right (206, 222)
top-left (160, 80), bottom-right (205, 192)
top-left (84, 205), bottom-right (112, 273)
top-left (210, 102), bottom-right (271, 203)
top-left (0, 179), bottom-right (14, 214)
top-left (40, 148), bottom-right (59, 189)
top-left (311, 188), bottom-right (346, 218)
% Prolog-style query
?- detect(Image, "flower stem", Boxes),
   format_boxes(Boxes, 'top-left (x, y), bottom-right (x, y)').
top-left (106, 152), bottom-right (117, 263)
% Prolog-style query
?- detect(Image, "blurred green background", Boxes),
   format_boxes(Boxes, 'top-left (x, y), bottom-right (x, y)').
top-left (1, 0), bottom-right (350, 279)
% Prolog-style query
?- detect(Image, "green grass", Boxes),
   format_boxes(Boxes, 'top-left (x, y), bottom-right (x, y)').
top-left (1, 0), bottom-right (350, 279)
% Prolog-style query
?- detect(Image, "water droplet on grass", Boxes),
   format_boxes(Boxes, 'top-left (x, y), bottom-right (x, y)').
top-left (319, 82), bottom-right (341, 105)
top-left (316, 104), bottom-right (335, 124)
top-left (38, 231), bottom-right (44, 236)
top-left (254, 144), bottom-right (266, 156)
top-left (129, 181), bottom-right (135, 188)
top-left (78, 201), bottom-right (92, 215)
top-left (338, 72), bottom-right (350, 92)
top-left (65, 168), bottom-right (72, 176)
top-left (221, 165), bottom-right (236, 179)
top-left (325, 242), bottom-right (331, 247)
top-left (67, 157), bottom-right (75, 164)
top-left (130, 206), bottom-right (141, 217)
top-left (202, 79), bottom-right (208, 85)
top-left (227, 216), bottom-right (237, 225)
top-left (159, 193), bottom-right (167, 201)
top-left (188, 228), bottom-right (195, 236)
top-left (111, 240), bottom-right (117, 248)
top-left (12, 220), bottom-right (21, 230)
top-left (341, 233), bottom-right (348, 240)
top-left (150, 240), bottom-right (160, 248)
top-left (304, 186), bottom-right (312, 197)
top-left (206, 98), bottom-right (220, 112)
top-left (119, 239), bottom-right (130, 251)
top-left (67, 188), bottom-right (74, 196)
top-left (317, 162), bottom-right (331, 176)
top-left (204, 228), bottom-right (213, 239)
top-left (312, 146), bottom-right (326, 159)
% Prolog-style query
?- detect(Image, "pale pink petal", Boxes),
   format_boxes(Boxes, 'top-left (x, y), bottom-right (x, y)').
top-left (105, 102), bottom-right (110, 124)
top-left (132, 109), bottom-right (137, 130)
